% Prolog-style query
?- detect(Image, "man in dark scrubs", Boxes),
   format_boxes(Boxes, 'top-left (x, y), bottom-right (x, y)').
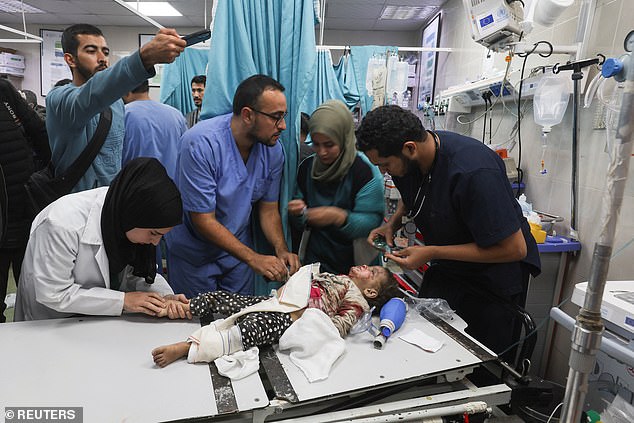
top-left (357, 105), bottom-right (541, 358)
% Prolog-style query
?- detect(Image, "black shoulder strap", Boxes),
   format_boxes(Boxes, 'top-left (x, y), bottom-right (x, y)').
top-left (58, 108), bottom-right (113, 187)
top-left (2, 99), bottom-right (25, 136)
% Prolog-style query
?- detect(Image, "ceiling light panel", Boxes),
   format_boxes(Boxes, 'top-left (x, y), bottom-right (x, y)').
top-left (380, 5), bottom-right (435, 20)
top-left (0, 0), bottom-right (44, 13)
top-left (124, 1), bottom-right (182, 17)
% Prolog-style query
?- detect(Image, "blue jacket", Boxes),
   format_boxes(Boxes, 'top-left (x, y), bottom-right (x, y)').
top-left (46, 51), bottom-right (154, 192)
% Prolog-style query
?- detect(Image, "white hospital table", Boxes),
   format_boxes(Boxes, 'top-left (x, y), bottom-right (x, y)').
top-left (0, 315), bottom-right (266, 422)
top-left (0, 311), bottom-right (511, 422)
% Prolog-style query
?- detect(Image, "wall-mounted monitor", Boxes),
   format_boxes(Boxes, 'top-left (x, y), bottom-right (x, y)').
top-left (417, 13), bottom-right (441, 108)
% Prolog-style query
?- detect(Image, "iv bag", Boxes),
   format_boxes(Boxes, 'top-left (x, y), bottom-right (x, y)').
top-left (533, 70), bottom-right (572, 132)
top-left (386, 58), bottom-right (408, 97)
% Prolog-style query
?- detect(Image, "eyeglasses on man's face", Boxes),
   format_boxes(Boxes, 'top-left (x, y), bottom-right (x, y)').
top-left (250, 108), bottom-right (287, 127)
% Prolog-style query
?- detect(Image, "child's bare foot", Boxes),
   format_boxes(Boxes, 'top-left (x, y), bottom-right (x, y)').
top-left (152, 342), bottom-right (189, 367)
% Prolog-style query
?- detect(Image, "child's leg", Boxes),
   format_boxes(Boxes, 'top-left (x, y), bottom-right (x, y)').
top-left (190, 291), bottom-right (269, 318)
top-left (168, 311), bottom-right (294, 364)
top-left (186, 324), bottom-right (244, 363)
top-left (151, 341), bottom-right (189, 367)
top-left (237, 312), bottom-right (294, 349)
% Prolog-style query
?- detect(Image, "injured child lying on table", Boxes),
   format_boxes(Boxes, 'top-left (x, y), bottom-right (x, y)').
top-left (152, 263), bottom-right (402, 379)
top-left (0, 263), bottom-right (509, 423)
top-left (146, 263), bottom-right (512, 422)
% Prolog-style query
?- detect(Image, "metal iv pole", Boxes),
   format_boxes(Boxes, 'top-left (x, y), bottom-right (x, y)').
top-left (559, 32), bottom-right (634, 423)
top-left (552, 56), bottom-right (604, 239)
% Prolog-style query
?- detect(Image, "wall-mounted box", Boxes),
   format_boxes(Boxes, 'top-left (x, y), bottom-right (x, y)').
top-left (0, 52), bottom-right (25, 69)
top-left (0, 65), bottom-right (24, 77)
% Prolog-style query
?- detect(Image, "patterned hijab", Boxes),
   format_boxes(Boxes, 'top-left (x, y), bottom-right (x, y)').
top-left (101, 158), bottom-right (182, 286)
top-left (309, 99), bottom-right (357, 183)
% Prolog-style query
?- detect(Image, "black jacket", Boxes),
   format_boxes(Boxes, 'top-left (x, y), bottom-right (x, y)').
top-left (0, 79), bottom-right (50, 248)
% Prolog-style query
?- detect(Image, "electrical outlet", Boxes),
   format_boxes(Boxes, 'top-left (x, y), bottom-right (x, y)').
top-left (448, 95), bottom-right (472, 113)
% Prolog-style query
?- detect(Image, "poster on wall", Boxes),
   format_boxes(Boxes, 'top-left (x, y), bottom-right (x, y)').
top-left (417, 13), bottom-right (441, 109)
top-left (139, 34), bottom-right (163, 87)
top-left (40, 29), bottom-right (72, 96)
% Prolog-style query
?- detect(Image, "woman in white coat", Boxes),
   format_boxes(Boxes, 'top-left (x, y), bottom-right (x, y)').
top-left (15, 158), bottom-right (185, 321)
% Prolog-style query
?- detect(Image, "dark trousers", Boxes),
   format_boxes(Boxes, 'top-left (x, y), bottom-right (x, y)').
top-left (419, 264), bottom-right (530, 362)
top-left (0, 245), bottom-right (26, 323)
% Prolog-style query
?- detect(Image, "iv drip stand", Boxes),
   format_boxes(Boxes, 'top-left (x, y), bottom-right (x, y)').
top-left (558, 34), bottom-right (633, 422)
top-left (553, 55), bottom-right (604, 239)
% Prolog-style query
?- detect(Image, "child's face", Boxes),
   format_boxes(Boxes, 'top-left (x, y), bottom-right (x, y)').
top-left (348, 265), bottom-right (388, 295)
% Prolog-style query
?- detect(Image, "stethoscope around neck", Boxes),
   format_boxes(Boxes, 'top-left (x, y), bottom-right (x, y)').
top-left (406, 131), bottom-right (440, 220)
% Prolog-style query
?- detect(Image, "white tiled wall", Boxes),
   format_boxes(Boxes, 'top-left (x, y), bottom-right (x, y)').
top-left (435, 0), bottom-right (634, 383)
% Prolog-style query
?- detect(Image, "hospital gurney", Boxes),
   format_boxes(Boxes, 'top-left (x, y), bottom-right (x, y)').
top-left (0, 311), bottom-right (512, 422)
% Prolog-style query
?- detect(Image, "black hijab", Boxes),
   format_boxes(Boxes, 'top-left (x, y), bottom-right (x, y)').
top-left (101, 158), bottom-right (183, 286)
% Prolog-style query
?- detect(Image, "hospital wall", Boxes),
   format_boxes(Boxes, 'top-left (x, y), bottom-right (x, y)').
top-left (435, 0), bottom-right (633, 383)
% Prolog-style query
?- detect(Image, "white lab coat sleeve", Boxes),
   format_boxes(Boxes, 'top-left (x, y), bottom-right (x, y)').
top-left (31, 220), bottom-right (126, 316)
top-left (118, 266), bottom-right (174, 295)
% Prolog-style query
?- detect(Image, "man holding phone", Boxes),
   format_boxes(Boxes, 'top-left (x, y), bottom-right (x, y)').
top-left (46, 24), bottom-right (186, 193)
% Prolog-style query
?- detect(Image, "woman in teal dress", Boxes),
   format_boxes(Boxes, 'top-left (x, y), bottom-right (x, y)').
top-left (288, 100), bottom-right (384, 274)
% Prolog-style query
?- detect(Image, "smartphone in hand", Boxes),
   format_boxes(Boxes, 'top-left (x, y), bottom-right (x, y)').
top-left (181, 29), bottom-right (211, 47)
top-left (372, 235), bottom-right (393, 254)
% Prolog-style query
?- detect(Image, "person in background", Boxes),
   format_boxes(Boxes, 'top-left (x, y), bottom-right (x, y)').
top-left (122, 80), bottom-right (187, 180)
top-left (0, 78), bottom-right (50, 323)
top-left (357, 105), bottom-right (541, 359)
top-left (151, 264), bottom-right (401, 367)
top-left (122, 79), bottom-right (187, 276)
top-left (166, 74), bottom-right (300, 297)
top-left (46, 23), bottom-right (185, 193)
top-left (290, 111), bottom-right (313, 253)
top-left (298, 111), bottom-right (312, 163)
top-left (54, 78), bottom-right (72, 87)
top-left (19, 89), bottom-right (46, 121)
top-left (185, 75), bottom-right (206, 128)
top-left (288, 100), bottom-right (384, 275)
top-left (14, 158), bottom-right (186, 321)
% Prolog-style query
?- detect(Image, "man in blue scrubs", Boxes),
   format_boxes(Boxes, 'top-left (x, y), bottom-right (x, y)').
top-left (358, 105), bottom-right (541, 359)
top-left (166, 75), bottom-right (300, 297)
top-left (122, 80), bottom-right (187, 180)
top-left (46, 24), bottom-right (186, 192)
top-left (122, 80), bottom-right (188, 276)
